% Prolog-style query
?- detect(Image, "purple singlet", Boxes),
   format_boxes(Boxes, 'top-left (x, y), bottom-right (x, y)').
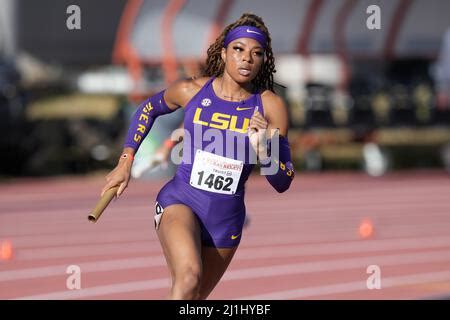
top-left (155, 77), bottom-right (264, 247)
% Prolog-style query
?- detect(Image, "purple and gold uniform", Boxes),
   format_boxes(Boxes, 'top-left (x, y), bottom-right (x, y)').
top-left (124, 76), bottom-right (294, 248)
top-left (156, 77), bottom-right (261, 247)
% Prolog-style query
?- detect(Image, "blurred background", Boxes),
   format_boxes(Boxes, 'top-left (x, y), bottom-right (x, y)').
top-left (2, 0), bottom-right (450, 301)
top-left (1, 0), bottom-right (450, 178)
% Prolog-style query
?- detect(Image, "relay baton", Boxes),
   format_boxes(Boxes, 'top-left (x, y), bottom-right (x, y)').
top-left (88, 186), bottom-right (119, 223)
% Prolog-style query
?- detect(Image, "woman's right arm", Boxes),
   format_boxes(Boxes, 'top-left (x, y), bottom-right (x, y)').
top-left (100, 78), bottom-right (206, 197)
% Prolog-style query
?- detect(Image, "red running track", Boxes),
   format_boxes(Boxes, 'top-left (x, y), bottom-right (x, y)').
top-left (1, 170), bottom-right (450, 300)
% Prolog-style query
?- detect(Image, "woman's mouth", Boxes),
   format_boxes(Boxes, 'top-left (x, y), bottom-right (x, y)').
top-left (238, 68), bottom-right (251, 76)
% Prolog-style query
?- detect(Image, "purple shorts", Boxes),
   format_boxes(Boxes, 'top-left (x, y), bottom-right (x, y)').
top-left (154, 174), bottom-right (246, 248)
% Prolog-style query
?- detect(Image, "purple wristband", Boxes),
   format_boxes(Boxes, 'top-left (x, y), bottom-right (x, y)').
top-left (262, 135), bottom-right (295, 193)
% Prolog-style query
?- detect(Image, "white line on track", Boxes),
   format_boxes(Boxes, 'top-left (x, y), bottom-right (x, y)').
top-left (0, 256), bottom-right (165, 282)
top-left (8, 233), bottom-right (450, 261)
top-left (4, 235), bottom-right (450, 281)
top-left (10, 249), bottom-right (450, 299)
top-left (236, 270), bottom-right (450, 300)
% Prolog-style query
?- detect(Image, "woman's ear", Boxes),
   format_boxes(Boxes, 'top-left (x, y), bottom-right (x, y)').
top-left (221, 47), bottom-right (226, 63)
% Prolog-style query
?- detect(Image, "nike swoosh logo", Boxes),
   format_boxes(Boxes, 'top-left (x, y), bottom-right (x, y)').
top-left (236, 107), bottom-right (253, 111)
top-left (231, 233), bottom-right (241, 240)
top-left (247, 29), bottom-right (262, 35)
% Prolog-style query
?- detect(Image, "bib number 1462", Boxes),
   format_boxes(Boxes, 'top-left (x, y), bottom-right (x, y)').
top-left (190, 150), bottom-right (242, 194)
top-left (195, 171), bottom-right (233, 193)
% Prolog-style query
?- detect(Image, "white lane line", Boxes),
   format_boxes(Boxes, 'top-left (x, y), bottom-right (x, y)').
top-left (5, 235), bottom-right (450, 282)
top-left (5, 223), bottom-right (450, 259)
top-left (0, 219), bottom-right (153, 237)
top-left (5, 236), bottom-right (450, 282)
top-left (5, 199), bottom-right (450, 249)
top-left (11, 249), bottom-right (450, 299)
top-left (3, 198), bottom-right (449, 239)
top-left (14, 241), bottom-right (161, 260)
top-left (14, 278), bottom-right (171, 300)
top-left (5, 229), bottom-right (156, 248)
top-left (5, 210), bottom-right (448, 243)
top-left (236, 270), bottom-right (450, 300)
top-left (223, 249), bottom-right (450, 281)
top-left (0, 205), bottom-right (152, 223)
top-left (0, 256), bottom-right (165, 282)
top-left (9, 233), bottom-right (450, 261)
top-left (240, 230), bottom-right (450, 248)
top-left (236, 235), bottom-right (450, 259)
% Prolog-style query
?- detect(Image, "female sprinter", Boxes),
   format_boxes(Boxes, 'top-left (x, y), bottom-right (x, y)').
top-left (101, 13), bottom-right (295, 300)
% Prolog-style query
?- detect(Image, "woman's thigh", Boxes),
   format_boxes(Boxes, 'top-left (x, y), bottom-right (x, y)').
top-left (156, 203), bottom-right (203, 278)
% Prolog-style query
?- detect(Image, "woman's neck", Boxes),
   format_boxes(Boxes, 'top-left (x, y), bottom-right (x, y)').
top-left (216, 75), bottom-right (253, 102)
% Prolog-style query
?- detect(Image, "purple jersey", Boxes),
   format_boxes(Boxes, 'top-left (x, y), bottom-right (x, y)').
top-left (155, 77), bottom-right (263, 247)
top-left (176, 77), bottom-right (263, 194)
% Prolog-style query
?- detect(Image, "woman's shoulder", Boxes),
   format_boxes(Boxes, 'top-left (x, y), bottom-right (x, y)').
top-left (166, 76), bottom-right (211, 108)
top-left (176, 76), bottom-right (210, 93)
top-left (260, 89), bottom-right (286, 112)
top-left (260, 89), bottom-right (289, 135)
top-left (190, 76), bottom-right (211, 89)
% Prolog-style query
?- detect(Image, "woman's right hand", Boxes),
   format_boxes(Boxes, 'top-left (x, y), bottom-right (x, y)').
top-left (101, 153), bottom-right (134, 198)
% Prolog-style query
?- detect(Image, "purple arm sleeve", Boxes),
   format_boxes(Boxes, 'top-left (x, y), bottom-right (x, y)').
top-left (123, 90), bottom-right (175, 151)
top-left (261, 135), bottom-right (295, 193)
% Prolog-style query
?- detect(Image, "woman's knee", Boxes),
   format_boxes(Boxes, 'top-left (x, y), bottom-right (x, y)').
top-left (173, 266), bottom-right (202, 296)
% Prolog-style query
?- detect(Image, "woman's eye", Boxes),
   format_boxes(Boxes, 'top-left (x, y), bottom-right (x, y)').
top-left (254, 51), bottom-right (263, 57)
top-left (233, 46), bottom-right (243, 51)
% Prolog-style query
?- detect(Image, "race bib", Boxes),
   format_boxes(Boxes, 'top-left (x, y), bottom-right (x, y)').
top-left (190, 150), bottom-right (243, 195)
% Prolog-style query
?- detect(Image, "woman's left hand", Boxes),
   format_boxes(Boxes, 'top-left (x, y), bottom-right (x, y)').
top-left (248, 107), bottom-right (269, 161)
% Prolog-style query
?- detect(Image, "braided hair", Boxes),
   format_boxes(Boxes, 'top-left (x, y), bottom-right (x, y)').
top-left (203, 13), bottom-right (276, 92)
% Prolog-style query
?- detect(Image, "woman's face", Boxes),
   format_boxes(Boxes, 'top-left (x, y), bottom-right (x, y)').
top-left (221, 37), bottom-right (264, 84)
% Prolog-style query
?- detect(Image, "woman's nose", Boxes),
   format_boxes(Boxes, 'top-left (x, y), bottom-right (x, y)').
top-left (242, 51), bottom-right (252, 63)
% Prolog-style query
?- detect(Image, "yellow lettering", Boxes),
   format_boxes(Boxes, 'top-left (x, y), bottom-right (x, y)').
top-left (209, 112), bottom-right (230, 129)
top-left (143, 103), bottom-right (153, 114)
top-left (139, 113), bottom-right (149, 123)
top-left (287, 170), bottom-right (292, 176)
top-left (192, 108), bottom-right (250, 132)
top-left (133, 134), bottom-right (142, 143)
top-left (229, 116), bottom-right (249, 133)
top-left (280, 162), bottom-right (286, 170)
top-left (137, 124), bottom-right (146, 134)
top-left (193, 108), bottom-right (208, 126)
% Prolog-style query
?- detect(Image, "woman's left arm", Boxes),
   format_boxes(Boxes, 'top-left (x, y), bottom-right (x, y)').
top-left (260, 91), bottom-right (295, 193)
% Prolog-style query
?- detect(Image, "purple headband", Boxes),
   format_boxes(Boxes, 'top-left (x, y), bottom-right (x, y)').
top-left (223, 25), bottom-right (267, 49)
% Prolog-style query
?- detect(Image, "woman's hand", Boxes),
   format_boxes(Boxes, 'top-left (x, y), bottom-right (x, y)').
top-left (101, 154), bottom-right (134, 198)
top-left (248, 107), bottom-right (270, 162)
